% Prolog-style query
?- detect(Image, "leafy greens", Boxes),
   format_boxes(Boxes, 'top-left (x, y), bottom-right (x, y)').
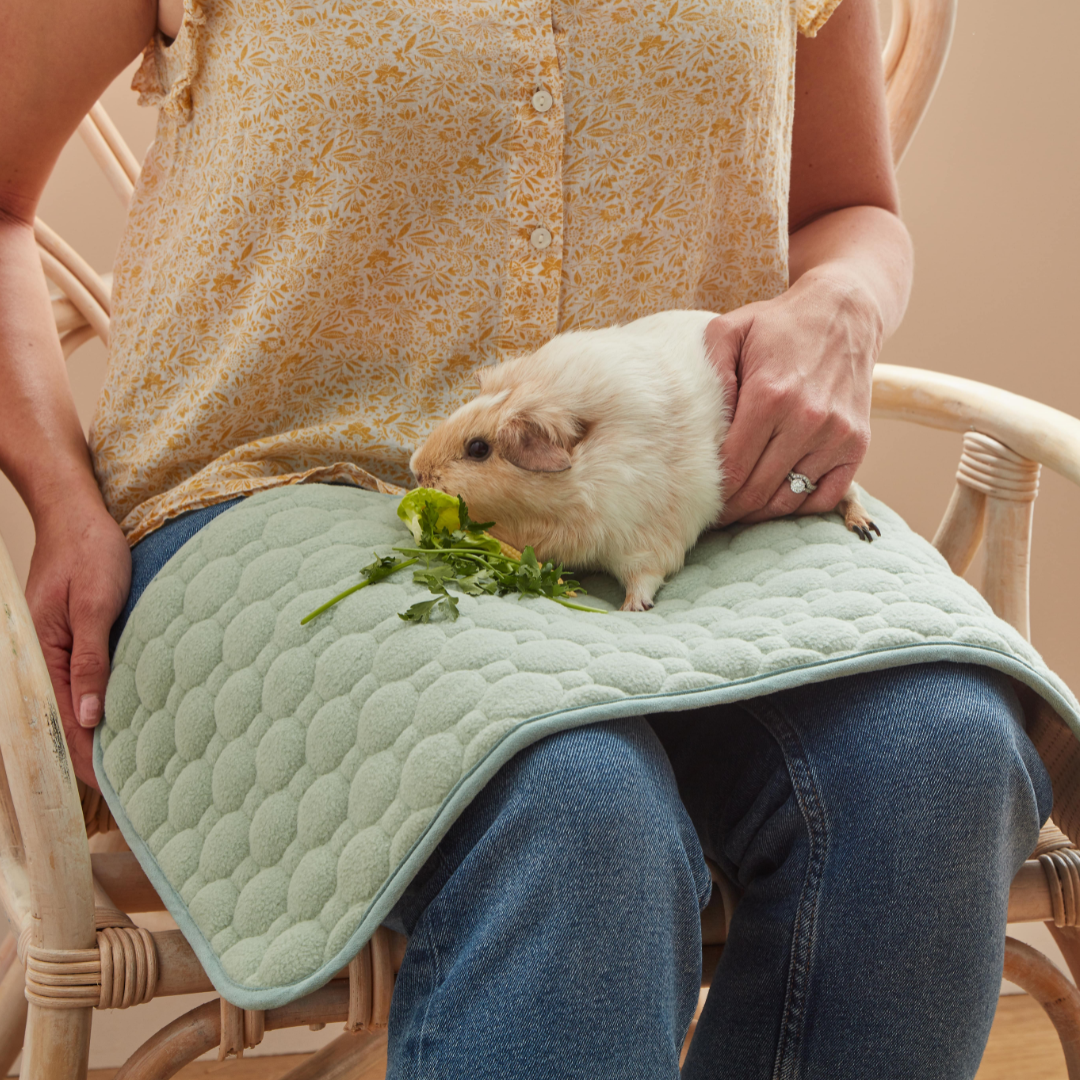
top-left (300, 488), bottom-right (604, 625)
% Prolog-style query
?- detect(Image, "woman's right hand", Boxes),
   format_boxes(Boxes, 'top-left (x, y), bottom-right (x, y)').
top-left (24, 498), bottom-right (131, 788)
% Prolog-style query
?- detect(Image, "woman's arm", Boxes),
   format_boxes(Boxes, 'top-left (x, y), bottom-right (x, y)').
top-left (0, 0), bottom-right (154, 515)
top-left (0, 0), bottom-right (157, 783)
top-left (710, 0), bottom-right (914, 525)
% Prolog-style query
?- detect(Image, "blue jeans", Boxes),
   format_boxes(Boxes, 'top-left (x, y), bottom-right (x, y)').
top-left (115, 499), bottom-right (1053, 1080)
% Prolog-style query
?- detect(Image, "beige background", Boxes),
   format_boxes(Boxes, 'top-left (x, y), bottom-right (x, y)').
top-left (1, 0), bottom-right (1078, 1068)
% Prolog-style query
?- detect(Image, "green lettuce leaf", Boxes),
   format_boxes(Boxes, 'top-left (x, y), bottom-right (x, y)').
top-left (396, 488), bottom-right (501, 553)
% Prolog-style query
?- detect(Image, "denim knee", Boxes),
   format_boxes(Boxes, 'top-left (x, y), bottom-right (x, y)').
top-left (909, 665), bottom-right (1052, 871)
top-left (386, 719), bottom-right (711, 1080)
top-left (386, 720), bottom-right (711, 1080)
top-left (505, 719), bottom-right (711, 882)
top-left (388, 717), bottom-right (712, 936)
top-left (773, 662), bottom-right (1052, 872)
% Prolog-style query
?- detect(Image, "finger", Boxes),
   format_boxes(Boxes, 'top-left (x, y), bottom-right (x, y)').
top-left (68, 725), bottom-right (98, 789)
top-left (716, 409), bottom-right (784, 523)
top-left (32, 604), bottom-right (97, 785)
top-left (740, 458), bottom-right (860, 525)
top-left (703, 310), bottom-right (766, 512)
top-left (68, 584), bottom-right (120, 733)
top-left (703, 308), bottom-right (755, 407)
top-left (721, 433), bottom-right (817, 524)
top-left (795, 462), bottom-right (860, 517)
top-left (739, 443), bottom-right (849, 523)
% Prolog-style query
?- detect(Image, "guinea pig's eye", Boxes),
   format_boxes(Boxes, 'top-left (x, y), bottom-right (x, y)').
top-left (466, 439), bottom-right (491, 461)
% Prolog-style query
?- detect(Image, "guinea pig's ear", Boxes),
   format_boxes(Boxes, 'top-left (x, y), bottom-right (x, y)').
top-left (496, 417), bottom-right (573, 473)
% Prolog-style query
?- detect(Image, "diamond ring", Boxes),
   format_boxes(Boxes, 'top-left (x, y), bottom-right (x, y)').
top-left (787, 471), bottom-right (817, 495)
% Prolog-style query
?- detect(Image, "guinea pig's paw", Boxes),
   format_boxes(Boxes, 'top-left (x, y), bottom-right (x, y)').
top-left (619, 570), bottom-right (665, 612)
top-left (844, 508), bottom-right (881, 543)
top-left (837, 492), bottom-right (881, 543)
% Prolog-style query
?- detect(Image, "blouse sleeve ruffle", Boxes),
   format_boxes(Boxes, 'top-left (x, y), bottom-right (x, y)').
top-left (797, 0), bottom-right (845, 38)
top-left (130, 0), bottom-right (206, 122)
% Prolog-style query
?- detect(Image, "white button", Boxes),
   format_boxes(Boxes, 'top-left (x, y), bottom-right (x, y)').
top-left (531, 89), bottom-right (553, 114)
top-left (530, 227), bottom-right (552, 250)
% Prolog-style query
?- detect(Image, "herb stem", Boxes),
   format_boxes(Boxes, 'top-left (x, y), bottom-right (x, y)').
top-left (433, 550), bottom-right (494, 569)
top-left (553, 598), bottom-right (607, 614)
top-left (300, 558), bottom-right (418, 624)
top-left (392, 545), bottom-right (519, 563)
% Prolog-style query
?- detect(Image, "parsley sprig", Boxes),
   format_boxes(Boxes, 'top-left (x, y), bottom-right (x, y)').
top-left (300, 488), bottom-right (604, 625)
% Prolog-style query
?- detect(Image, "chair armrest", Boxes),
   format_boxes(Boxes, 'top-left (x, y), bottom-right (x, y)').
top-left (872, 364), bottom-right (1080, 486)
top-left (0, 533), bottom-right (95, 952)
top-left (884, 0), bottom-right (958, 165)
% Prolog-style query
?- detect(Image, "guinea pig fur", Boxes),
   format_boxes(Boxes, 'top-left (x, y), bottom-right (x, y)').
top-left (409, 309), bottom-right (726, 611)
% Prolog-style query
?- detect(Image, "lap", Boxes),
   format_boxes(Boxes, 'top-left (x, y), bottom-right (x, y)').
top-left (391, 660), bottom-right (1051, 933)
top-left (387, 715), bottom-right (713, 936)
top-left (116, 501), bottom-right (1052, 910)
top-left (651, 661), bottom-right (1052, 874)
top-left (113, 496), bottom-right (1052, 843)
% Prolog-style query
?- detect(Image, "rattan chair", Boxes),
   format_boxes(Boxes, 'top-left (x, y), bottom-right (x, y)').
top-left (6, 1), bottom-right (1080, 1075)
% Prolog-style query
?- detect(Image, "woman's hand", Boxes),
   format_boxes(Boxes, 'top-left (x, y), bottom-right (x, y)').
top-left (707, 266), bottom-right (880, 526)
top-left (24, 497), bottom-right (131, 787)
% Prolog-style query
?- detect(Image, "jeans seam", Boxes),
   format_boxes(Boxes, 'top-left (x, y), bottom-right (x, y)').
top-left (739, 696), bottom-right (832, 1080)
top-left (411, 900), bottom-right (444, 1077)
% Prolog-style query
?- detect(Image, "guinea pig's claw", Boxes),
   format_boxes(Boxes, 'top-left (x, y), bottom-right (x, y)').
top-left (847, 519), bottom-right (879, 544)
top-left (839, 495), bottom-right (880, 544)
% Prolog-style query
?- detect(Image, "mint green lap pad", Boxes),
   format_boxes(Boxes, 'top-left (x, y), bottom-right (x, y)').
top-left (96, 484), bottom-right (1080, 1009)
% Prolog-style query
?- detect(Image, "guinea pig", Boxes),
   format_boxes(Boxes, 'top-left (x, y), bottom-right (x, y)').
top-left (409, 309), bottom-right (877, 611)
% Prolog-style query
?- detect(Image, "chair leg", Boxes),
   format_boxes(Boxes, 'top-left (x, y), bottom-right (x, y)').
top-left (113, 985), bottom-right (375, 1080)
top-left (1003, 935), bottom-right (1080, 1079)
top-left (0, 950), bottom-right (27, 1077)
top-left (278, 1031), bottom-right (388, 1080)
top-left (1050, 924), bottom-right (1080, 987)
top-left (20, 1003), bottom-right (92, 1080)
top-left (112, 999), bottom-right (220, 1080)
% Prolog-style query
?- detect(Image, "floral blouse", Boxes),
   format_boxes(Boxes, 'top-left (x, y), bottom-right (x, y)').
top-left (93, 0), bottom-right (841, 543)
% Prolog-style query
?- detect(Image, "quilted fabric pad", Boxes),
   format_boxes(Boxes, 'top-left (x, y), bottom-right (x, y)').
top-left (96, 484), bottom-right (1080, 1009)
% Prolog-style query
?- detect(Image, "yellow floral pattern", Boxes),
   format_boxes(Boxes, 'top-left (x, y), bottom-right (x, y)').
top-left (95, 0), bottom-right (842, 543)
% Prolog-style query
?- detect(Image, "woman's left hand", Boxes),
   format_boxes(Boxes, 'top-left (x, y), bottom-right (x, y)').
top-left (705, 0), bottom-right (913, 527)
top-left (706, 267), bottom-right (882, 526)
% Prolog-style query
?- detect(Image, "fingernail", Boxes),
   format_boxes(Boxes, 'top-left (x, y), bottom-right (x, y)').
top-left (79, 694), bottom-right (102, 728)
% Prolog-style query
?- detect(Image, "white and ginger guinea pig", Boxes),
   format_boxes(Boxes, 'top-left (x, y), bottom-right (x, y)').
top-left (410, 309), bottom-right (877, 612)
